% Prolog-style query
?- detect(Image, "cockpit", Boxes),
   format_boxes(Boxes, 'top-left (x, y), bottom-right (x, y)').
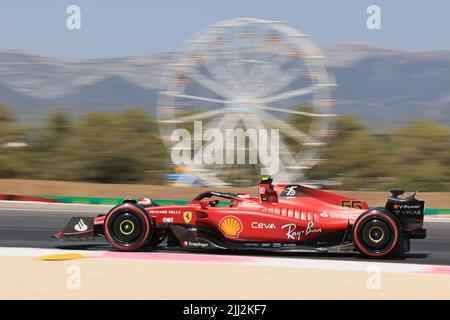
top-left (191, 191), bottom-right (250, 208)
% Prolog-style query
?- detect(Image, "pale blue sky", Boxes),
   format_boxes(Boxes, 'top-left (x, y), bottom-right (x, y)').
top-left (0, 0), bottom-right (449, 59)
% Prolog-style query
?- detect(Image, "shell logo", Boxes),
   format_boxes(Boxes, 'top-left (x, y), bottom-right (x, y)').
top-left (219, 215), bottom-right (243, 238)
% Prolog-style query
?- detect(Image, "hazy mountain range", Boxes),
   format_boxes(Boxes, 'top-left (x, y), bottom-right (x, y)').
top-left (1, 43), bottom-right (449, 129)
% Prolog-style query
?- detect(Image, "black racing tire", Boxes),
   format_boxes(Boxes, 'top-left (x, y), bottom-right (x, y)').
top-left (104, 203), bottom-right (152, 251)
top-left (147, 229), bottom-right (167, 247)
top-left (353, 209), bottom-right (402, 258)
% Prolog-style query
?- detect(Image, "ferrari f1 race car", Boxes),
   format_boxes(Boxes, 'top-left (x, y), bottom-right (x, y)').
top-left (54, 177), bottom-right (426, 258)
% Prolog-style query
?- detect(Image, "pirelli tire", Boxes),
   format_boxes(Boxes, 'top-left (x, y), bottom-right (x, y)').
top-left (147, 229), bottom-right (167, 247)
top-left (352, 209), bottom-right (402, 258)
top-left (104, 203), bottom-right (153, 251)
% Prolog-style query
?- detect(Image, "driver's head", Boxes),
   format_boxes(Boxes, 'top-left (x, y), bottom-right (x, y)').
top-left (260, 176), bottom-right (273, 185)
top-left (209, 199), bottom-right (219, 207)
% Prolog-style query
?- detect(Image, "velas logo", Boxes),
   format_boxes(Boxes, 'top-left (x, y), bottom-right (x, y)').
top-left (219, 216), bottom-right (243, 238)
top-left (183, 211), bottom-right (193, 224)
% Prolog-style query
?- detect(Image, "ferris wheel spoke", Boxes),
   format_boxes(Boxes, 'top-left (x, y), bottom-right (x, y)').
top-left (202, 31), bottom-right (244, 92)
top-left (160, 91), bottom-right (228, 105)
top-left (182, 69), bottom-right (234, 99)
top-left (201, 52), bottom-right (239, 94)
top-left (190, 113), bottom-right (240, 167)
top-left (276, 147), bottom-right (302, 181)
top-left (242, 114), bottom-right (298, 170)
top-left (257, 105), bottom-right (336, 118)
top-left (267, 133), bottom-right (299, 171)
top-left (229, 33), bottom-right (252, 89)
top-left (160, 107), bottom-right (229, 123)
top-left (247, 50), bottom-right (285, 95)
top-left (226, 47), bottom-right (251, 93)
top-left (262, 60), bottom-right (306, 96)
top-left (235, 30), bottom-right (266, 93)
top-left (256, 109), bottom-right (325, 146)
top-left (190, 39), bottom-right (234, 90)
top-left (258, 85), bottom-right (318, 104)
top-left (253, 44), bottom-right (296, 94)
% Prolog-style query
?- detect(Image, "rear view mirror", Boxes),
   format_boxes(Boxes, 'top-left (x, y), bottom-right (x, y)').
top-left (200, 200), bottom-right (209, 209)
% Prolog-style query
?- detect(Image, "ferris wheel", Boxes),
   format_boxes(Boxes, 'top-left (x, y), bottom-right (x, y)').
top-left (157, 17), bottom-right (336, 186)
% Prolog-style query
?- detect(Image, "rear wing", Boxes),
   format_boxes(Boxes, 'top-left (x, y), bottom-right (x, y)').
top-left (385, 189), bottom-right (425, 233)
top-left (275, 184), bottom-right (370, 210)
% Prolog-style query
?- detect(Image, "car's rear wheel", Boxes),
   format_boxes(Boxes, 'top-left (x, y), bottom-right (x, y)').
top-left (104, 203), bottom-right (152, 251)
top-left (353, 210), bottom-right (401, 258)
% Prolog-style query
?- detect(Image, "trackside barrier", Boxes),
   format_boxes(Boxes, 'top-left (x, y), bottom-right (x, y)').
top-left (0, 194), bottom-right (58, 203)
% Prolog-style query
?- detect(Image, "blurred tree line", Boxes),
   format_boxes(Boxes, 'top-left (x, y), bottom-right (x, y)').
top-left (308, 117), bottom-right (450, 191)
top-left (0, 105), bottom-right (168, 184)
top-left (0, 104), bottom-right (449, 191)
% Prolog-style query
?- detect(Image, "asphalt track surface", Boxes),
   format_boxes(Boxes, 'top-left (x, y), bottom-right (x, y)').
top-left (0, 201), bottom-right (449, 265)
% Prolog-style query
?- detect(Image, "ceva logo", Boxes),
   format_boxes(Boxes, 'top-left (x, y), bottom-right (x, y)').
top-left (251, 222), bottom-right (276, 229)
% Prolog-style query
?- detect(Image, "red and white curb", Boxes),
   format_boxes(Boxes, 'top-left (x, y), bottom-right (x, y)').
top-left (1, 246), bottom-right (449, 277)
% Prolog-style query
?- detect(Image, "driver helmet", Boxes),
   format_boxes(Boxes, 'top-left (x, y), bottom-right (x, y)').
top-left (260, 176), bottom-right (273, 185)
top-left (138, 197), bottom-right (153, 206)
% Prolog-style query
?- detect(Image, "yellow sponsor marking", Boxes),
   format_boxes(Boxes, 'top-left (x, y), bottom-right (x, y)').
top-left (35, 253), bottom-right (89, 261)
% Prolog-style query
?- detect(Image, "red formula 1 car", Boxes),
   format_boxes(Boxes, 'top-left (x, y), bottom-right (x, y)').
top-left (54, 177), bottom-right (426, 258)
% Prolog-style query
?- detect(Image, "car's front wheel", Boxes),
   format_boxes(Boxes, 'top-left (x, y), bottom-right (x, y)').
top-left (104, 203), bottom-right (152, 251)
top-left (352, 209), bottom-right (401, 258)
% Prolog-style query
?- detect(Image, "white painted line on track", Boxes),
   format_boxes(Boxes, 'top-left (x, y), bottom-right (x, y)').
top-left (0, 246), bottom-right (95, 257)
top-left (0, 246), bottom-right (449, 276)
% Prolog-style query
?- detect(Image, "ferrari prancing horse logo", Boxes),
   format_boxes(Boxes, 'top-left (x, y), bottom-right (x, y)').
top-left (183, 211), bottom-right (193, 224)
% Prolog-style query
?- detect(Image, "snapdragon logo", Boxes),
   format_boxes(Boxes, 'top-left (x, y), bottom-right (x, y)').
top-left (171, 121), bottom-right (280, 175)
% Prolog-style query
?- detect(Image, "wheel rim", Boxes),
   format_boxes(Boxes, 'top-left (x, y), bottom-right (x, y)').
top-left (357, 216), bottom-right (396, 254)
top-left (119, 219), bottom-right (135, 236)
top-left (368, 226), bottom-right (384, 243)
top-left (110, 212), bottom-right (144, 245)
